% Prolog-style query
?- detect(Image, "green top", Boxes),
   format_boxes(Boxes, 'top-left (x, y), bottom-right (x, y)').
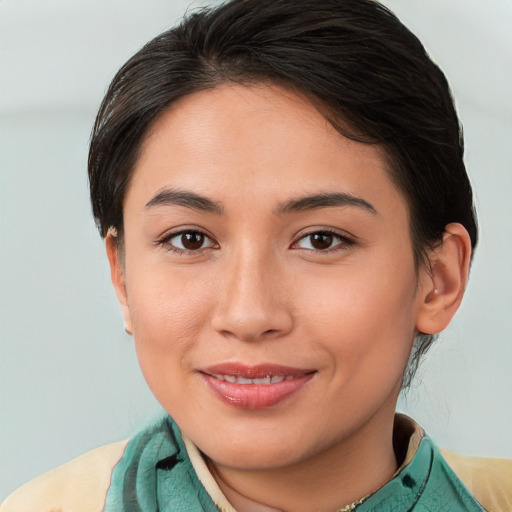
top-left (104, 416), bottom-right (485, 512)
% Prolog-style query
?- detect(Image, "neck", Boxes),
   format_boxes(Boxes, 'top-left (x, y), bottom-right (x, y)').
top-left (208, 407), bottom-right (398, 512)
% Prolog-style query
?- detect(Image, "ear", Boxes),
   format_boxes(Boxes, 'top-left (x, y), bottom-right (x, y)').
top-left (105, 230), bottom-right (133, 336)
top-left (416, 223), bottom-right (472, 335)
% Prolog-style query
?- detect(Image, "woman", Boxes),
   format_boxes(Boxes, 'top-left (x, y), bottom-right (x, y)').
top-left (2, 0), bottom-right (510, 511)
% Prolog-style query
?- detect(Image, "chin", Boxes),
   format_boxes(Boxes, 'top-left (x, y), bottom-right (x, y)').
top-left (205, 442), bottom-right (305, 471)
top-left (188, 419), bottom-right (326, 471)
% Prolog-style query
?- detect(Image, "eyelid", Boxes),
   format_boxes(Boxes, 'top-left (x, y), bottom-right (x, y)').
top-left (155, 225), bottom-right (355, 254)
top-left (291, 228), bottom-right (356, 252)
top-left (155, 226), bottom-right (219, 253)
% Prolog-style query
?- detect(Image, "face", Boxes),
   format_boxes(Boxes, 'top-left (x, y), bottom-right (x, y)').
top-left (113, 84), bottom-right (429, 470)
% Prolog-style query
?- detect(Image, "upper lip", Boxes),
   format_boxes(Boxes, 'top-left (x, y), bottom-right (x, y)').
top-left (200, 363), bottom-right (316, 379)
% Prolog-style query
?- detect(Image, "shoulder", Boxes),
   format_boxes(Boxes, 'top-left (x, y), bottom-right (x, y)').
top-left (0, 440), bottom-right (128, 512)
top-left (441, 448), bottom-right (512, 512)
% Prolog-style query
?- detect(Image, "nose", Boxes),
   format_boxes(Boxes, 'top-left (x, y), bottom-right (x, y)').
top-left (210, 248), bottom-right (294, 342)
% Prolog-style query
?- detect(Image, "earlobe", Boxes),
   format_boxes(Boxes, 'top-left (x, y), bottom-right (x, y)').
top-left (105, 230), bottom-right (133, 336)
top-left (416, 223), bottom-right (472, 335)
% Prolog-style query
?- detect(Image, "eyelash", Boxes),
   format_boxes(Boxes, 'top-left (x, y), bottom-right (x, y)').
top-left (156, 229), bottom-right (218, 255)
top-left (156, 228), bottom-right (355, 255)
top-left (292, 229), bottom-right (355, 253)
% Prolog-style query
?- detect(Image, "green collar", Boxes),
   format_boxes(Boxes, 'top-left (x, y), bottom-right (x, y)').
top-left (104, 416), bottom-right (485, 512)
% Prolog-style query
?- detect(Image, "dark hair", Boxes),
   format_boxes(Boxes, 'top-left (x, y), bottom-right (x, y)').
top-left (88, 0), bottom-right (478, 386)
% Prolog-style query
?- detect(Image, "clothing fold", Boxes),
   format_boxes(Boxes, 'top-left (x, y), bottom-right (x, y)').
top-left (104, 417), bottom-right (220, 512)
top-left (103, 415), bottom-right (488, 512)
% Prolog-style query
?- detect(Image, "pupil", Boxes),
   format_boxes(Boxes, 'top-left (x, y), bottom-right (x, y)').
top-left (311, 233), bottom-right (333, 250)
top-left (182, 232), bottom-right (204, 250)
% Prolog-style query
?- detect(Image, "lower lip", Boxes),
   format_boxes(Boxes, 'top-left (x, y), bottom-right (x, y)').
top-left (201, 373), bottom-right (314, 410)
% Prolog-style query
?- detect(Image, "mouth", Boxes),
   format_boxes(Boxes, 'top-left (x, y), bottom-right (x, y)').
top-left (199, 363), bottom-right (316, 410)
top-left (208, 374), bottom-right (298, 385)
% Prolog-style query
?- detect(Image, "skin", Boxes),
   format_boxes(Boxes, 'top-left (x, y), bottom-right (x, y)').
top-left (107, 84), bottom-right (471, 511)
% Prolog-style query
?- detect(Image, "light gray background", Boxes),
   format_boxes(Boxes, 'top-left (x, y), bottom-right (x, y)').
top-left (1, 0), bottom-right (511, 500)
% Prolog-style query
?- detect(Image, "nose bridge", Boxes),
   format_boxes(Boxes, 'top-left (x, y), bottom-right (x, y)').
top-left (212, 241), bottom-right (293, 341)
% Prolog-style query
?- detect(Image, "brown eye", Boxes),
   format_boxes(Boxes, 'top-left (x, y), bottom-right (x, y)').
top-left (295, 231), bottom-right (352, 252)
top-left (309, 233), bottom-right (333, 250)
top-left (181, 231), bottom-right (205, 250)
top-left (165, 230), bottom-right (216, 252)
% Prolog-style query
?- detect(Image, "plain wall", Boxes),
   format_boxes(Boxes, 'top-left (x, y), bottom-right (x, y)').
top-left (1, 0), bottom-right (511, 499)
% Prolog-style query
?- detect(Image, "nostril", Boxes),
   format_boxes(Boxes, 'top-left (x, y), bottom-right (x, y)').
top-left (210, 294), bottom-right (294, 342)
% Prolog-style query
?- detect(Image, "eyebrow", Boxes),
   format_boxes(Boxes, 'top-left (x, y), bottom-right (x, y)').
top-left (274, 192), bottom-right (377, 215)
top-left (145, 188), bottom-right (376, 217)
top-left (145, 188), bottom-right (224, 215)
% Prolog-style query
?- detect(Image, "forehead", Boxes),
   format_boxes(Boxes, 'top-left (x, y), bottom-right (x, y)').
top-left (128, 84), bottom-right (407, 221)
top-left (140, 83), bottom-right (383, 162)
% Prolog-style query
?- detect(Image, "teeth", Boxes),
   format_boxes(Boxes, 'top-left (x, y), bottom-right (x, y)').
top-left (253, 376), bottom-right (271, 385)
top-left (210, 374), bottom-right (295, 384)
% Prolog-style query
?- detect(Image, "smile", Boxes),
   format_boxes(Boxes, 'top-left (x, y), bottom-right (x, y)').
top-left (209, 374), bottom-right (297, 384)
top-left (200, 363), bottom-right (316, 409)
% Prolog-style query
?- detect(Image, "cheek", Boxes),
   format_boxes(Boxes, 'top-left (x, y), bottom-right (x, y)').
top-left (298, 256), bottom-right (418, 381)
top-left (129, 262), bottom-right (213, 332)
top-left (125, 265), bottom-right (215, 390)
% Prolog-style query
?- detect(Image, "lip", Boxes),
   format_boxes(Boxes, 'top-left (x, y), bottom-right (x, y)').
top-left (200, 363), bottom-right (316, 410)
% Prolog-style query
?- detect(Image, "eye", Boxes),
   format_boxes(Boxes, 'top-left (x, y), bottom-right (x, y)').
top-left (159, 230), bottom-right (217, 253)
top-left (294, 230), bottom-right (352, 251)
